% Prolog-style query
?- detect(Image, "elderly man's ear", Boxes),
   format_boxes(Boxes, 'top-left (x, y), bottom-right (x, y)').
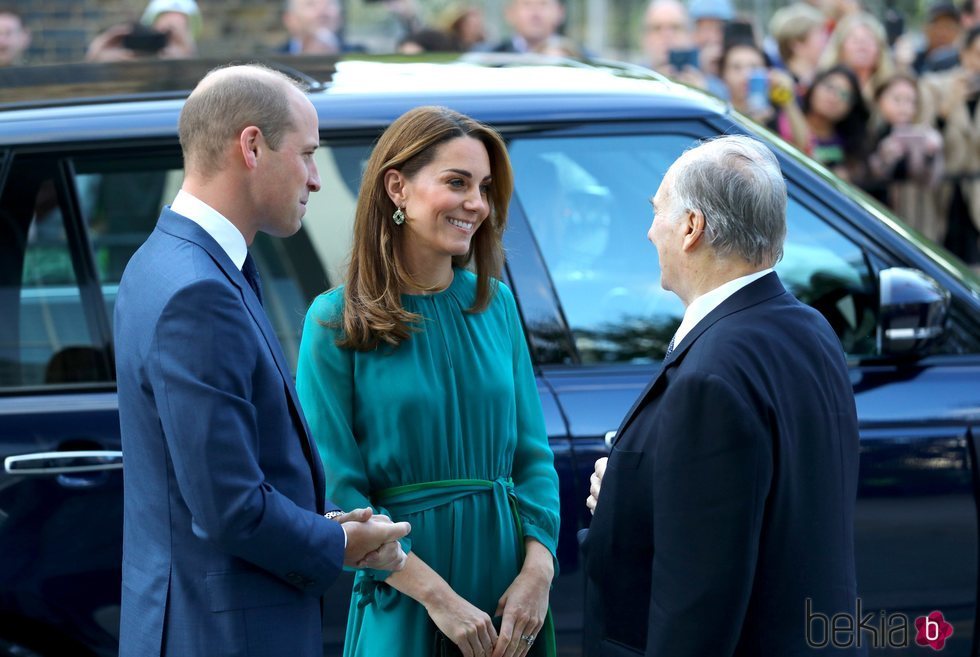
top-left (681, 208), bottom-right (706, 251)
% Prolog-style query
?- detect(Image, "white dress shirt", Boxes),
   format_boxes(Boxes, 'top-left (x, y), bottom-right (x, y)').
top-left (671, 268), bottom-right (774, 351)
top-left (170, 190), bottom-right (248, 271)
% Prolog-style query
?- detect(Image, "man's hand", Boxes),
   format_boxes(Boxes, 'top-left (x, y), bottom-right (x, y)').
top-left (337, 508), bottom-right (411, 570)
top-left (585, 457), bottom-right (607, 515)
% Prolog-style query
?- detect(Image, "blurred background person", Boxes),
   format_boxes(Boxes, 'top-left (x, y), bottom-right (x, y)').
top-left (964, 0), bottom-right (980, 29)
top-left (802, 65), bottom-right (870, 180)
top-left (280, 0), bottom-right (364, 55)
top-left (689, 0), bottom-right (734, 77)
top-left (494, 0), bottom-right (566, 54)
top-left (641, 0), bottom-right (718, 94)
top-left (382, 0), bottom-right (424, 49)
top-left (769, 3), bottom-right (828, 97)
top-left (443, 5), bottom-right (487, 51)
top-left (0, 6), bottom-right (30, 67)
top-left (913, 1), bottom-right (963, 74)
top-left (819, 13), bottom-right (895, 104)
top-left (86, 0), bottom-right (200, 62)
top-left (921, 24), bottom-right (980, 268)
top-left (719, 39), bottom-right (810, 150)
top-left (862, 73), bottom-right (945, 238)
top-left (641, 0), bottom-right (692, 71)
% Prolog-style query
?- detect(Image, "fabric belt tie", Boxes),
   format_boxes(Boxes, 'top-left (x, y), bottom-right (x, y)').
top-left (352, 477), bottom-right (518, 611)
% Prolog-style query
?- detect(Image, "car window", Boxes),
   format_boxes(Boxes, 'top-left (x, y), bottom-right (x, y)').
top-left (264, 141), bottom-right (371, 369)
top-left (510, 134), bottom-right (689, 364)
top-left (0, 156), bottom-right (111, 389)
top-left (511, 134), bottom-right (879, 363)
top-left (778, 196), bottom-right (877, 356)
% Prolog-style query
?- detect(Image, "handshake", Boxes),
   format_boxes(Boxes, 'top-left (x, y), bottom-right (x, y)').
top-left (332, 508), bottom-right (412, 572)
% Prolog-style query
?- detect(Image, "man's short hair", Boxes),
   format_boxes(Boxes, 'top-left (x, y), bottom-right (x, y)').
top-left (178, 64), bottom-right (308, 176)
top-left (668, 135), bottom-right (786, 266)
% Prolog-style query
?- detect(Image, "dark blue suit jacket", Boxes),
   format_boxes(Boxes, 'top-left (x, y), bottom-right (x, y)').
top-left (114, 209), bottom-right (346, 657)
top-left (582, 272), bottom-right (862, 656)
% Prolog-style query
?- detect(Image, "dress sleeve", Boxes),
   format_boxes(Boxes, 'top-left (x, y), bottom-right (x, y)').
top-left (295, 291), bottom-right (412, 579)
top-left (500, 283), bottom-right (561, 570)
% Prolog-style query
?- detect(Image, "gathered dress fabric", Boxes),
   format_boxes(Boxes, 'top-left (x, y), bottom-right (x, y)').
top-left (296, 268), bottom-right (560, 656)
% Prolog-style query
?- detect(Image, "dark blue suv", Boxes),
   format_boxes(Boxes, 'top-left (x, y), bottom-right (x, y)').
top-left (1, 56), bottom-right (979, 657)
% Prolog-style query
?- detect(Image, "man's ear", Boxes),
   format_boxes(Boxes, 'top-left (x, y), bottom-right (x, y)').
top-left (384, 169), bottom-right (408, 207)
top-left (239, 126), bottom-right (263, 170)
top-left (681, 208), bottom-right (705, 252)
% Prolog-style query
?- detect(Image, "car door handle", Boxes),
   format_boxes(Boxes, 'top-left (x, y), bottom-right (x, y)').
top-left (604, 431), bottom-right (616, 449)
top-left (4, 450), bottom-right (123, 475)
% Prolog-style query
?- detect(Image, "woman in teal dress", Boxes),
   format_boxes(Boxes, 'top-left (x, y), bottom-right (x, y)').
top-left (296, 106), bottom-right (560, 657)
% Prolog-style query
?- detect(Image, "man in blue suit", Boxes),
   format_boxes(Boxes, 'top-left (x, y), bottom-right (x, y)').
top-left (582, 136), bottom-right (862, 656)
top-left (114, 64), bottom-right (410, 657)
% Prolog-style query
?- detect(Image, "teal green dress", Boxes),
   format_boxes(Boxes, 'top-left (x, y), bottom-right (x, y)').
top-left (295, 268), bottom-right (560, 657)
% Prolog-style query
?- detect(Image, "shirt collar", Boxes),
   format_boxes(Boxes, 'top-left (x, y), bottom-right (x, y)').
top-left (672, 268), bottom-right (774, 349)
top-left (170, 189), bottom-right (248, 270)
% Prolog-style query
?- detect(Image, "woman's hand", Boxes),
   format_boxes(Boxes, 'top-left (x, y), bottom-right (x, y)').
top-left (492, 541), bottom-right (553, 657)
top-left (426, 592), bottom-right (498, 657)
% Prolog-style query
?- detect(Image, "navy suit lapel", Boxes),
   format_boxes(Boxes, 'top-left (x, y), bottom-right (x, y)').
top-left (155, 209), bottom-right (325, 504)
top-left (612, 272), bottom-right (787, 445)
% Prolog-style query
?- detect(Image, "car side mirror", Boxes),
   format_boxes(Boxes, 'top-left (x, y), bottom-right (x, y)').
top-left (878, 267), bottom-right (950, 357)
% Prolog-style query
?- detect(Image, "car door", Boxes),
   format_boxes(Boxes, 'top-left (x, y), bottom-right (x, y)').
top-left (0, 149), bottom-right (136, 657)
top-left (504, 121), bottom-right (980, 656)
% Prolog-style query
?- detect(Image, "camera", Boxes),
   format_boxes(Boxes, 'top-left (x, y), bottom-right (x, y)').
top-left (121, 23), bottom-right (168, 53)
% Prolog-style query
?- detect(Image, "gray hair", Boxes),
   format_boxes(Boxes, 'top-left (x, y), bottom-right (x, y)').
top-left (666, 135), bottom-right (786, 266)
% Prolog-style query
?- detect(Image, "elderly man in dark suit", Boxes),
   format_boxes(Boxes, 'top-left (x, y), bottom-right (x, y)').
top-left (582, 135), bottom-right (862, 656)
top-left (114, 64), bottom-right (409, 657)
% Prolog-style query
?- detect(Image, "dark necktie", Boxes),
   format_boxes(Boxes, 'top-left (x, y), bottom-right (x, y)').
top-left (665, 334), bottom-right (676, 357)
top-left (241, 253), bottom-right (263, 305)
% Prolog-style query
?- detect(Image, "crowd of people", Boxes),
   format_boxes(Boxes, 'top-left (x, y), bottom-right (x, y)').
top-left (641, 0), bottom-right (980, 267)
top-left (3, 0), bottom-right (978, 264)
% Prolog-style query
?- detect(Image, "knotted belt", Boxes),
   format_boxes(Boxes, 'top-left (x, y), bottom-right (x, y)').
top-left (351, 475), bottom-right (556, 657)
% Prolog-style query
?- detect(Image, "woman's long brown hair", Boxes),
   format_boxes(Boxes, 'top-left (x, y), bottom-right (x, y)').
top-left (336, 105), bottom-right (513, 351)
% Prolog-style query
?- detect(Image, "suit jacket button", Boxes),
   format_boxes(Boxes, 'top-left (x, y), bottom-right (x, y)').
top-left (286, 572), bottom-right (303, 585)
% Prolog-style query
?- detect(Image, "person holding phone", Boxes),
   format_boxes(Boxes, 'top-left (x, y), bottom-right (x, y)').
top-left (640, 0), bottom-right (728, 96)
top-left (862, 73), bottom-right (945, 238)
top-left (86, 0), bottom-right (200, 62)
top-left (718, 40), bottom-right (810, 151)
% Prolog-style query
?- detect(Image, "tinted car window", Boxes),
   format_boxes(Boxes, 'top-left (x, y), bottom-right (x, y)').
top-left (0, 156), bottom-right (111, 389)
top-left (512, 133), bottom-right (880, 362)
top-left (511, 134), bottom-right (689, 364)
top-left (779, 196), bottom-right (877, 356)
top-left (70, 143), bottom-right (372, 375)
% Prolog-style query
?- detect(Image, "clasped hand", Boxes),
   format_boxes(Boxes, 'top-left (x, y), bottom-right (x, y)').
top-left (586, 456), bottom-right (607, 514)
top-left (335, 508), bottom-right (410, 571)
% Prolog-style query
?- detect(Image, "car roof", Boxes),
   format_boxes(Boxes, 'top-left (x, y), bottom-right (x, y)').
top-left (0, 56), bottom-right (727, 147)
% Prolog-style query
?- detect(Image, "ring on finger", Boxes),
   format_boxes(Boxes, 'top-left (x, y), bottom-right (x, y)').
top-left (521, 633), bottom-right (535, 646)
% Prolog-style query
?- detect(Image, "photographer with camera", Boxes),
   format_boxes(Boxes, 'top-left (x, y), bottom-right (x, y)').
top-left (86, 0), bottom-right (200, 62)
top-left (921, 24), bottom-right (980, 267)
